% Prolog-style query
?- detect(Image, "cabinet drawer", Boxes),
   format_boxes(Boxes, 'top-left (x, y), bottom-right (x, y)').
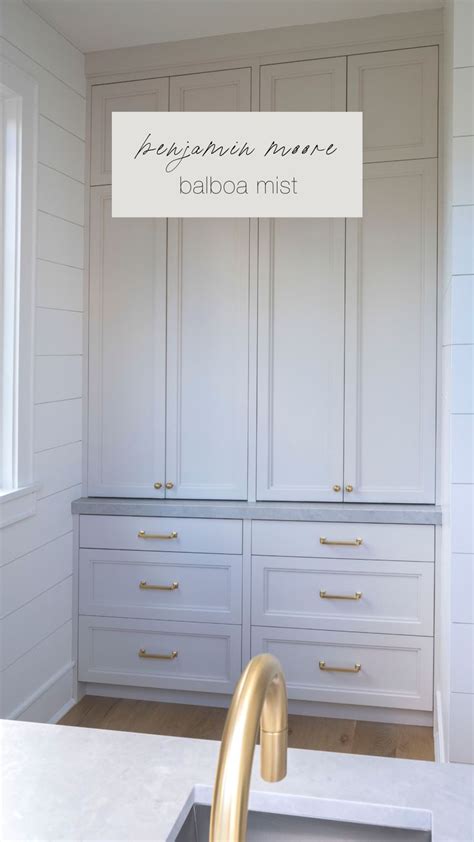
top-left (252, 557), bottom-right (433, 635)
top-left (252, 521), bottom-right (434, 562)
top-left (79, 549), bottom-right (242, 624)
top-left (79, 616), bottom-right (241, 693)
top-left (80, 515), bottom-right (242, 554)
top-left (252, 626), bottom-right (433, 710)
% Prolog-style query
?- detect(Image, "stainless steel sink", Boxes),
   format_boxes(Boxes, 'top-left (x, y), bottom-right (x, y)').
top-left (174, 804), bottom-right (431, 841)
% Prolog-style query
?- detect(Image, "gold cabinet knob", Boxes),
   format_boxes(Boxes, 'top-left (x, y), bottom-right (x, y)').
top-left (165, 482), bottom-right (174, 489)
top-left (153, 482), bottom-right (162, 490)
top-left (332, 484), bottom-right (341, 493)
top-left (345, 484), bottom-right (353, 493)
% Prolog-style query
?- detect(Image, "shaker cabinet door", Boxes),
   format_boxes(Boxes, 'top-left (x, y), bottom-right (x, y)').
top-left (165, 69), bottom-right (251, 499)
top-left (344, 159), bottom-right (437, 503)
top-left (88, 187), bottom-right (167, 497)
top-left (90, 77), bottom-right (169, 185)
top-left (348, 47), bottom-right (438, 163)
top-left (257, 218), bottom-right (345, 501)
top-left (257, 57), bottom-right (346, 502)
top-left (170, 67), bottom-right (251, 112)
top-left (260, 56), bottom-right (346, 111)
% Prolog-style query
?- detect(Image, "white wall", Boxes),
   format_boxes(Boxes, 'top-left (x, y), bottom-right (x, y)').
top-left (440, 0), bottom-right (474, 765)
top-left (0, 1), bottom-right (85, 722)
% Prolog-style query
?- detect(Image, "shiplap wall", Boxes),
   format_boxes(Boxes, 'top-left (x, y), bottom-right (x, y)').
top-left (447, 0), bottom-right (474, 765)
top-left (439, 0), bottom-right (474, 765)
top-left (0, 1), bottom-right (85, 722)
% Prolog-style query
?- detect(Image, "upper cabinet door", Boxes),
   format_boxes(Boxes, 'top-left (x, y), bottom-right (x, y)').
top-left (170, 67), bottom-right (251, 111)
top-left (260, 57), bottom-right (346, 111)
top-left (348, 47), bottom-right (438, 162)
top-left (90, 77), bottom-right (169, 185)
top-left (257, 58), bottom-right (346, 503)
top-left (88, 187), bottom-right (167, 497)
top-left (344, 159), bottom-right (437, 504)
top-left (165, 69), bottom-right (251, 500)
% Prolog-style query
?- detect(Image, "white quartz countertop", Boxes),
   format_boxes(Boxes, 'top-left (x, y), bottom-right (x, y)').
top-left (1, 720), bottom-right (472, 841)
top-left (71, 497), bottom-right (442, 524)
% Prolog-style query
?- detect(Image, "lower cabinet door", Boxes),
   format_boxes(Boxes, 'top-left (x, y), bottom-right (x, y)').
top-left (344, 159), bottom-right (437, 503)
top-left (251, 627), bottom-right (433, 710)
top-left (88, 187), bottom-right (167, 497)
top-left (257, 218), bottom-right (345, 502)
top-left (79, 617), bottom-right (241, 693)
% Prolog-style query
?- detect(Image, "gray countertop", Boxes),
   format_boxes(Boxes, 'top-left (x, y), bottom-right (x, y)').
top-left (72, 497), bottom-right (442, 524)
top-left (1, 720), bottom-right (471, 841)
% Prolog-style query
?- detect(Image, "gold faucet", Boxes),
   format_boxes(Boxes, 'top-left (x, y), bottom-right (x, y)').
top-left (209, 653), bottom-right (288, 842)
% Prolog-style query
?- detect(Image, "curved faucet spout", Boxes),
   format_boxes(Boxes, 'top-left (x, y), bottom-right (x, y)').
top-left (209, 653), bottom-right (288, 842)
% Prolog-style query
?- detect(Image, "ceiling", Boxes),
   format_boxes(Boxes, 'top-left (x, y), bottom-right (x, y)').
top-left (25, 0), bottom-right (442, 54)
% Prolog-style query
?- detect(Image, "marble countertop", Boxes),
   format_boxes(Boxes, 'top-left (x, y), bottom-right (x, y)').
top-left (2, 720), bottom-right (472, 841)
top-left (71, 497), bottom-right (442, 524)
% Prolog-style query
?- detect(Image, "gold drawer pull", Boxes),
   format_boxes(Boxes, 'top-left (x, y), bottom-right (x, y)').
top-left (320, 537), bottom-right (363, 547)
top-left (139, 580), bottom-right (179, 591)
top-left (138, 648), bottom-right (178, 660)
top-left (320, 590), bottom-right (362, 601)
top-left (137, 530), bottom-right (178, 540)
top-left (319, 660), bottom-right (361, 673)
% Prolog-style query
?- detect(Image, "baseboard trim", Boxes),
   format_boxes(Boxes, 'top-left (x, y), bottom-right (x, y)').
top-left (84, 682), bottom-right (232, 709)
top-left (434, 689), bottom-right (446, 763)
top-left (49, 696), bottom-right (76, 724)
top-left (84, 682), bottom-right (433, 726)
top-left (288, 699), bottom-right (433, 726)
top-left (9, 661), bottom-right (76, 722)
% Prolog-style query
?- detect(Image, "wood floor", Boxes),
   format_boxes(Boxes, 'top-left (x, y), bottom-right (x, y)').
top-left (59, 696), bottom-right (434, 761)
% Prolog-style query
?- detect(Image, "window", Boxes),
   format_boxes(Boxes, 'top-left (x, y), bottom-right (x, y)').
top-left (0, 57), bottom-right (38, 527)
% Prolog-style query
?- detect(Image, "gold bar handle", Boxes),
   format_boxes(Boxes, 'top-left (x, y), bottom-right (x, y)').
top-left (320, 537), bottom-right (363, 547)
top-left (320, 590), bottom-right (362, 601)
top-left (139, 580), bottom-right (179, 591)
top-left (137, 530), bottom-right (178, 540)
top-left (319, 660), bottom-right (361, 673)
top-left (138, 648), bottom-right (178, 660)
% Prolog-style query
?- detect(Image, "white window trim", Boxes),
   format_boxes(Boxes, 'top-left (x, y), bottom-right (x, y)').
top-left (0, 55), bottom-right (38, 528)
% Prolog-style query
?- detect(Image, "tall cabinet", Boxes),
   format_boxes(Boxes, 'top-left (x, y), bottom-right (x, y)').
top-left (257, 47), bottom-right (437, 504)
top-left (87, 46), bottom-right (438, 505)
top-left (88, 69), bottom-right (251, 499)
